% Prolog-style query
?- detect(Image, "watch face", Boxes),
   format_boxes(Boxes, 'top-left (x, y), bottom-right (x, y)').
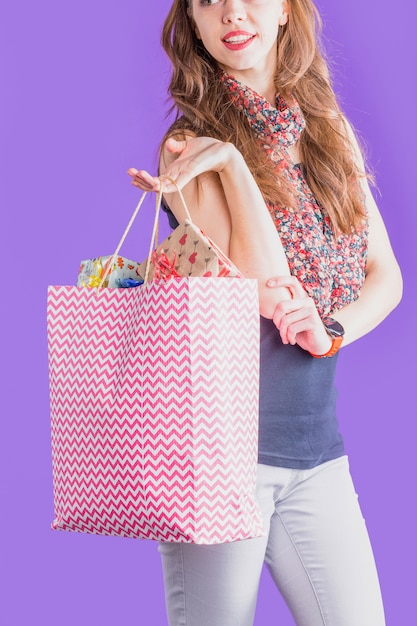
top-left (323, 317), bottom-right (345, 337)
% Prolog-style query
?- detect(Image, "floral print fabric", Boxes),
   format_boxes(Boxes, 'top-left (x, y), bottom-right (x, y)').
top-left (221, 74), bottom-right (368, 318)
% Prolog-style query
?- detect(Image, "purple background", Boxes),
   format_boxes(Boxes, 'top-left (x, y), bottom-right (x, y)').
top-left (1, 1), bottom-right (415, 624)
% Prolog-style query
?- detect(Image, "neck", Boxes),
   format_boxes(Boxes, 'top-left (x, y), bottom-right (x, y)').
top-left (221, 67), bottom-right (277, 105)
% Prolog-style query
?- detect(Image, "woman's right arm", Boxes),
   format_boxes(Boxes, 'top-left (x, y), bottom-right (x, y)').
top-left (128, 136), bottom-right (292, 316)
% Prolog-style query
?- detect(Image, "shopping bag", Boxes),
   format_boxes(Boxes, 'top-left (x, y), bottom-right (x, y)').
top-left (48, 189), bottom-right (264, 544)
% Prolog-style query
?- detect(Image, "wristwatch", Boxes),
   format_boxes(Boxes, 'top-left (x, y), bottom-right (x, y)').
top-left (310, 317), bottom-right (345, 358)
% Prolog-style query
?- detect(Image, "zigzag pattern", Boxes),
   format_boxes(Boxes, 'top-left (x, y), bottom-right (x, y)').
top-left (48, 278), bottom-right (264, 543)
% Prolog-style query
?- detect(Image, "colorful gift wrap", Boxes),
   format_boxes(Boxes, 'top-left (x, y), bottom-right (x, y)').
top-left (77, 256), bottom-right (144, 289)
top-left (137, 220), bottom-right (243, 281)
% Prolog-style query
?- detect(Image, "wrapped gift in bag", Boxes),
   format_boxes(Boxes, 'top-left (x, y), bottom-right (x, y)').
top-left (77, 255), bottom-right (144, 288)
top-left (48, 187), bottom-right (264, 544)
top-left (136, 219), bottom-right (242, 281)
top-left (138, 183), bottom-right (242, 281)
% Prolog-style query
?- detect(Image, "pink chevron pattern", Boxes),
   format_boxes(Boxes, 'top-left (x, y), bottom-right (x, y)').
top-left (48, 277), bottom-right (264, 544)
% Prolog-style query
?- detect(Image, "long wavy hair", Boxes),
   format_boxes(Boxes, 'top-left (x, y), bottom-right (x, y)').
top-left (161, 0), bottom-right (368, 234)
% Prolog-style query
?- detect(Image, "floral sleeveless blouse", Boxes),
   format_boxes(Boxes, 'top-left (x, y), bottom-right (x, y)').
top-left (221, 74), bottom-right (368, 318)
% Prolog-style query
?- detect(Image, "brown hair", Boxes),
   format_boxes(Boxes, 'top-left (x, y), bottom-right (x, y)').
top-left (161, 0), bottom-right (368, 233)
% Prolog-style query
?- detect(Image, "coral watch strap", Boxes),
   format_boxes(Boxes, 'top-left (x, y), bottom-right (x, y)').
top-left (310, 335), bottom-right (344, 358)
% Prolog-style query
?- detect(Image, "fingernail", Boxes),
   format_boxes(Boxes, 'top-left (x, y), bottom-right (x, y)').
top-left (267, 279), bottom-right (277, 287)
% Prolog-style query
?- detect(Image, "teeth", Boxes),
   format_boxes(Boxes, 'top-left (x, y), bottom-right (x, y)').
top-left (225, 35), bottom-right (252, 43)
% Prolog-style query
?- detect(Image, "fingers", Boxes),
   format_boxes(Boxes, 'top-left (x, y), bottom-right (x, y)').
top-left (272, 298), bottom-right (306, 344)
top-left (128, 137), bottom-right (234, 195)
top-left (165, 137), bottom-right (190, 154)
top-left (272, 295), bottom-right (320, 345)
top-left (277, 308), bottom-right (312, 344)
top-left (267, 275), bottom-right (307, 300)
top-left (268, 276), bottom-right (308, 342)
top-left (127, 167), bottom-right (182, 196)
top-left (127, 168), bottom-right (162, 192)
top-left (127, 136), bottom-right (231, 195)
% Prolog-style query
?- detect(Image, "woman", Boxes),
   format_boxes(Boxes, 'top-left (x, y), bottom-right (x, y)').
top-left (129, 1), bottom-right (402, 624)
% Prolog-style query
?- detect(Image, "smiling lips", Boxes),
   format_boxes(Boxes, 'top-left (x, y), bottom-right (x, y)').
top-left (222, 30), bottom-right (255, 51)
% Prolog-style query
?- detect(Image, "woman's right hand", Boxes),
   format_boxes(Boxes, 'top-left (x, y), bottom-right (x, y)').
top-left (127, 136), bottom-right (241, 193)
top-left (266, 276), bottom-right (331, 354)
top-left (128, 134), bottom-right (292, 314)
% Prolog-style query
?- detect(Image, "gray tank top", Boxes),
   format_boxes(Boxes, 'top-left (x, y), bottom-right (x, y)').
top-left (258, 316), bottom-right (344, 469)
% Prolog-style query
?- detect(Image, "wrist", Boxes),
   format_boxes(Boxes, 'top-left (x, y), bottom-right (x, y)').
top-left (218, 144), bottom-right (247, 177)
top-left (309, 317), bottom-right (345, 358)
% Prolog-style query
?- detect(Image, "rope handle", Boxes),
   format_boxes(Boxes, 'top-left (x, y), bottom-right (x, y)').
top-left (98, 177), bottom-right (191, 289)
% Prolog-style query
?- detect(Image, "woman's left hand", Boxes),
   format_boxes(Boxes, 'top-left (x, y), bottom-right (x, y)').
top-left (267, 276), bottom-right (332, 355)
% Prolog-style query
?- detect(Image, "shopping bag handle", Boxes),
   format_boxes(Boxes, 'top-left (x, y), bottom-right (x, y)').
top-left (98, 177), bottom-right (191, 289)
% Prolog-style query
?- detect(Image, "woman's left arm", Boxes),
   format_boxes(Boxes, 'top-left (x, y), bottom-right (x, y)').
top-left (325, 177), bottom-right (403, 346)
top-left (267, 125), bottom-right (403, 352)
top-left (325, 122), bottom-right (403, 346)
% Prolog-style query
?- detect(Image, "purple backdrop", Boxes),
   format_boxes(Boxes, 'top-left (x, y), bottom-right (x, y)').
top-left (1, 1), bottom-right (415, 624)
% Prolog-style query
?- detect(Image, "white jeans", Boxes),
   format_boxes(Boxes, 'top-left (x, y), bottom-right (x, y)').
top-left (158, 456), bottom-right (385, 626)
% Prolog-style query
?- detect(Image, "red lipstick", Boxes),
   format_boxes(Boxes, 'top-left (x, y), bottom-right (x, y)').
top-left (222, 30), bottom-right (255, 51)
